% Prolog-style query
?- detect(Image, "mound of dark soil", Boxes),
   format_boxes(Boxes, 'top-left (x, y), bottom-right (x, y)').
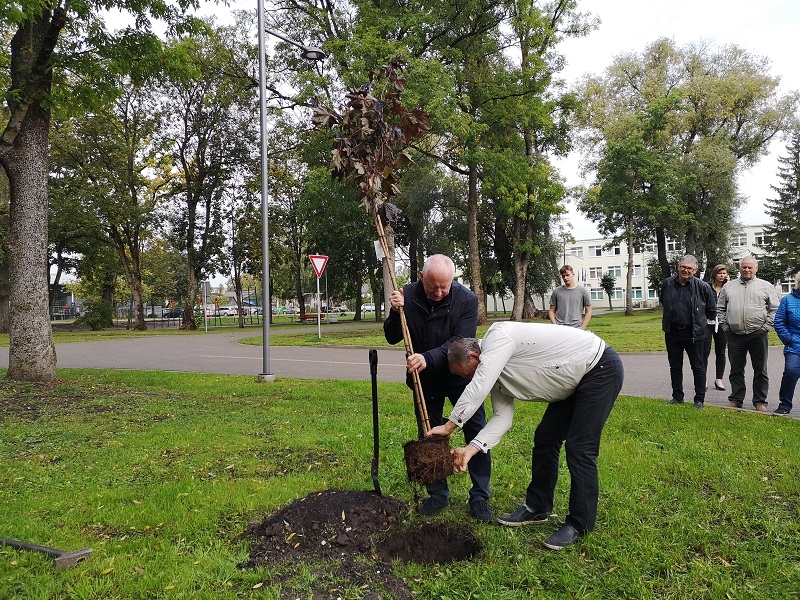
top-left (237, 489), bottom-right (481, 599)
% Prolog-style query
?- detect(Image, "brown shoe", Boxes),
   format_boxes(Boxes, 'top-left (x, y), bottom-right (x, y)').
top-left (727, 402), bottom-right (742, 408)
top-left (754, 404), bottom-right (768, 412)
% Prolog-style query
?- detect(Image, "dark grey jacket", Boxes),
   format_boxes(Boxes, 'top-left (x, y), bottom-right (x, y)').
top-left (384, 280), bottom-right (478, 394)
top-left (660, 275), bottom-right (717, 340)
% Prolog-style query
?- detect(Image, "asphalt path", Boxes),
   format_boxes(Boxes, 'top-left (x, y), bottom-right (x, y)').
top-left (0, 326), bottom-right (795, 416)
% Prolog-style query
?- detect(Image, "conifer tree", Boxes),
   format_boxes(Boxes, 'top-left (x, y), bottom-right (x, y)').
top-left (764, 134), bottom-right (800, 277)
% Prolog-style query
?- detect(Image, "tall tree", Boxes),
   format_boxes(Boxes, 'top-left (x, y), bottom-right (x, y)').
top-left (576, 39), bottom-right (798, 279)
top-left (764, 132), bottom-right (800, 277)
top-left (0, 2), bottom-right (198, 381)
top-left (50, 79), bottom-right (165, 330)
top-left (157, 22), bottom-right (257, 329)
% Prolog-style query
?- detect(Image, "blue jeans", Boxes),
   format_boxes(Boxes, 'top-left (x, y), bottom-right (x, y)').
top-left (524, 347), bottom-right (624, 533)
top-left (415, 389), bottom-right (491, 503)
top-left (777, 352), bottom-right (800, 413)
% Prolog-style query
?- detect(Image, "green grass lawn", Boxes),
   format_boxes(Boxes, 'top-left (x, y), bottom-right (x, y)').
top-left (1, 370), bottom-right (798, 598)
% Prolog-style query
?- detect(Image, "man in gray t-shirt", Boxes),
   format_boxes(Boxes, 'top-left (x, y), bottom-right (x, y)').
top-left (549, 265), bottom-right (592, 329)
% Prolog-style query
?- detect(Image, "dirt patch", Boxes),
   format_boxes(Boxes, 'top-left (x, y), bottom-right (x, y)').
top-left (237, 489), bottom-right (481, 598)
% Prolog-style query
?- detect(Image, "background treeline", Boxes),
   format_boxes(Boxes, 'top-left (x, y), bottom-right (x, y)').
top-left (1, 0), bottom-right (798, 381)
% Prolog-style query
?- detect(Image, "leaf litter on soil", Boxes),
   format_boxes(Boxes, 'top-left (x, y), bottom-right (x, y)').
top-left (237, 489), bottom-right (481, 599)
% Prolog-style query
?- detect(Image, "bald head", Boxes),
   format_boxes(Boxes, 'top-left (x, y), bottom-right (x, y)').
top-left (420, 254), bottom-right (456, 302)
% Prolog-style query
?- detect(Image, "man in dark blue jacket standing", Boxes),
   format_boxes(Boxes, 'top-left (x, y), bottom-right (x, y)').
top-left (660, 255), bottom-right (717, 409)
top-left (384, 254), bottom-right (492, 521)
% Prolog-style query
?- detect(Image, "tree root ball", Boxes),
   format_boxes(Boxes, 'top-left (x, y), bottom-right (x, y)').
top-left (403, 434), bottom-right (454, 485)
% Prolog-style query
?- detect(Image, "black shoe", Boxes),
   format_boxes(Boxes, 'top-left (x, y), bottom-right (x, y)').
top-left (469, 499), bottom-right (493, 522)
top-left (694, 401), bottom-right (704, 409)
top-left (773, 407), bottom-right (791, 415)
top-left (669, 398), bottom-right (684, 405)
top-left (418, 496), bottom-right (449, 517)
top-left (497, 506), bottom-right (550, 526)
top-left (714, 380), bottom-right (726, 391)
top-left (543, 523), bottom-right (582, 550)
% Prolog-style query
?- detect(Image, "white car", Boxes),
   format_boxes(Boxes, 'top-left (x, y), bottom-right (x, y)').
top-left (362, 303), bottom-right (375, 312)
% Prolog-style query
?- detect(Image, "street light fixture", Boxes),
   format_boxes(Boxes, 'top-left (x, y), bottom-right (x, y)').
top-left (257, 6), bottom-right (326, 382)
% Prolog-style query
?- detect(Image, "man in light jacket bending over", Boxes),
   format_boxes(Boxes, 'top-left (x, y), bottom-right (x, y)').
top-left (428, 322), bottom-right (624, 551)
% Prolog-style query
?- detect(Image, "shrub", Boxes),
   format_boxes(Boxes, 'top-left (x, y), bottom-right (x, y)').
top-left (74, 299), bottom-right (114, 330)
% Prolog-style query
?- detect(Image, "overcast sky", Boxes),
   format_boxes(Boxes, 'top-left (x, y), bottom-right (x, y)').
top-left (554, 0), bottom-right (799, 238)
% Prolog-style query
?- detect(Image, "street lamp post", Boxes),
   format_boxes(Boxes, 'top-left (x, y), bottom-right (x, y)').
top-left (256, 7), bottom-right (326, 382)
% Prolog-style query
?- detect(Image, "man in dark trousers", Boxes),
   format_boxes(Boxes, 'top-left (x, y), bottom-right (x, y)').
top-left (428, 322), bottom-right (624, 550)
top-left (660, 255), bottom-right (717, 409)
top-left (384, 254), bottom-right (492, 521)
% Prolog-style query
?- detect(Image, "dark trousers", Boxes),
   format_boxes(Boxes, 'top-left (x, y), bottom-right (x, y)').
top-left (524, 347), bottom-right (624, 533)
top-left (415, 389), bottom-right (491, 502)
top-left (665, 329), bottom-right (706, 403)
top-left (777, 352), bottom-right (800, 413)
top-left (703, 324), bottom-right (727, 380)
top-left (726, 330), bottom-right (769, 406)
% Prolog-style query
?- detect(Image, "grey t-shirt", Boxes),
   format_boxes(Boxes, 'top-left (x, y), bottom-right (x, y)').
top-left (549, 285), bottom-right (591, 328)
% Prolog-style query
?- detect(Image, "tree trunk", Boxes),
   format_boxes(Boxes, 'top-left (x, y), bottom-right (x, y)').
top-left (5, 103), bottom-right (57, 381)
top-left (467, 164), bottom-right (486, 325)
top-left (656, 227), bottom-right (671, 280)
top-left (625, 216), bottom-right (634, 316)
top-left (0, 259), bottom-right (10, 333)
top-left (182, 269), bottom-right (199, 330)
top-left (510, 217), bottom-right (529, 322)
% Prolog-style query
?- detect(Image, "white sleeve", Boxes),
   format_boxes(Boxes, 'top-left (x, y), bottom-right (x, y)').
top-left (467, 386), bottom-right (515, 452)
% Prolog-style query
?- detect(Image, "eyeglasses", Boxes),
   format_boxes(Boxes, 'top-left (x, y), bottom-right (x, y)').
top-left (678, 265), bottom-right (695, 271)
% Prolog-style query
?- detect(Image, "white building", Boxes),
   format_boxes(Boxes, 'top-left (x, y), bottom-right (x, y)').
top-left (549, 224), bottom-right (785, 310)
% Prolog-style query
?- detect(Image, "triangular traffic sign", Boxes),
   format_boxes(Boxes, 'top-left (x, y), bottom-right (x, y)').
top-left (309, 254), bottom-right (329, 278)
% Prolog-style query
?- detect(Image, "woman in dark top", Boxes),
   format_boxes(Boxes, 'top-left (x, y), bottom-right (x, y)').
top-left (705, 264), bottom-right (729, 390)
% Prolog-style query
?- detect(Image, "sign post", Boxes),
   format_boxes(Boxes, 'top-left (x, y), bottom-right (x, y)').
top-left (309, 255), bottom-right (329, 338)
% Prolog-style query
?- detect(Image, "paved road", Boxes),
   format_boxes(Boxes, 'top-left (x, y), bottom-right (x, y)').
top-left (0, 327), bottom-right (794, 416)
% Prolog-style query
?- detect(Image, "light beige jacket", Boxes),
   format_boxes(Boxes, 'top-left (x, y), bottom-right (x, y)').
top-left (448, 321), bottom-right (605, 451)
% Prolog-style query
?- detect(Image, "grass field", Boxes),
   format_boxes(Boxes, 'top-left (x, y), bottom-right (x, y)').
top-left (1, 369), bottom-right (798, 599)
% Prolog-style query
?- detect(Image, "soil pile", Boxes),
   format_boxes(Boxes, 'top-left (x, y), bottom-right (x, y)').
top-left (238, 489), bottom-right (481, 599)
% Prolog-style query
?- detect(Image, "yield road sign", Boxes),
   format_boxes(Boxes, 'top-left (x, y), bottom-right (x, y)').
top-left (309, 255), bottom-right (328, 278)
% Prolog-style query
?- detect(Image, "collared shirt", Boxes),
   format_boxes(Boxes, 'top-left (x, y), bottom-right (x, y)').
top-left (448, 322), bottom-right (606, 451)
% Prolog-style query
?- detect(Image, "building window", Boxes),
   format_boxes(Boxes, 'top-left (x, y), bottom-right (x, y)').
top-left (606, 245), bottom-right (621, 256)
top-left (666, 239), bottom-right (682, 252)
top-left (731, 233), bottom-right (748, 247)
top-left (589, 245), bottom-right (602, 257)
top-left (648, 288), bottom-right (657, 299)
top-left (754, 232), bottom-right (771, 246)
top-left (611, 288), bottom-right (625, 300)
top-left (607, 266), bottom-right (622, 277)
top-left (588, 266), bottom-right (603, 279)
top-left (633, 264), bottom-right (643, 277)
top-left (569, 246), bottom-right (584, 258)
top-left (630, 287), bottom-right (643, 299)
top-left (634, 243), bottom-right (657, 254)
top-left (590, 289), bottom-right (604, 301)
top-left (781, 281), bottom-right (792, 294)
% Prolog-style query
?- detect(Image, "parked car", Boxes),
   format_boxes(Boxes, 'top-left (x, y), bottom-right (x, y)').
top-left (362, 303), bottom-right (375, 312)
top-left (217, 306), bottom-right (237, 317)
top-left (163, 308), bottom-right (183, 318)
top-left (284, 307), bottom-right (298, 315)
